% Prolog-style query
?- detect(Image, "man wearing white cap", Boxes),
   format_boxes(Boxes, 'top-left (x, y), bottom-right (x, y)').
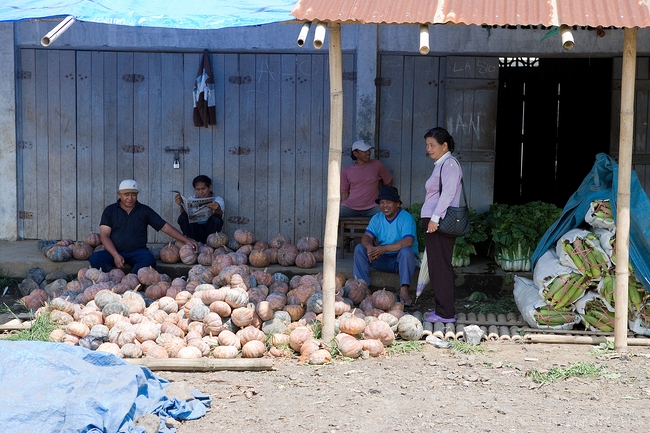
top-left (89, 179), bottom-right (198, 274)
top-left (340, 139), bottom-right (393, 218)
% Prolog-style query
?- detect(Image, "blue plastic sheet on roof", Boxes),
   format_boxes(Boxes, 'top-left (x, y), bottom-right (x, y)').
top-left (0, 341), bottom-right (211, 433)
top-left (531, 152), bottom-right (650, 292)
top-left (0, 0), bottom-right (297, 29)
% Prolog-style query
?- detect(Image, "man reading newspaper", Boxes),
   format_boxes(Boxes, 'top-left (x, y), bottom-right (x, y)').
top-left (174, 175), bottom-right (224, 244)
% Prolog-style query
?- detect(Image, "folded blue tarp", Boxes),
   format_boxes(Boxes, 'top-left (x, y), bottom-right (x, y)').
top-left (0, 341), bottom-right (211, 433)
top-left (531, 152), bottom-right (650, 291)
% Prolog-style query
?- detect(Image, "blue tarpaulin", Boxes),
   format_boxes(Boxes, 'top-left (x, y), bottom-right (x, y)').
top-left (0, 341), bottom-right (211, 433)
top-left (531, 152), bottom-right (650, 291)
top-left (0, 0), bottom-right (297, 29)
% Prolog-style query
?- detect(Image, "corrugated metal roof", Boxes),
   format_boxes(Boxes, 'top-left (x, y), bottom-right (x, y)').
top-left (291, 0), bottom-right (650, 28)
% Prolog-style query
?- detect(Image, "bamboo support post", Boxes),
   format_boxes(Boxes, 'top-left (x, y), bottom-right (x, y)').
top-left (456, 313), bottom-right (467, 323)
top-left (433, 322), bottom-right (445, 339)
top-left (510, 326), bottom-right (522, 341)
top-left (455, 323), bottom-right (465, 340)
top-left (506, 312), bottom-right (518, 322)
top-left (479, 325), bottom-right (488, 339)
top-left (466, 312), bottom-right (477, 322)
top-left (497, 314), bottom-right (507, 323)
top-left (526, 333), bottom-right (650, 346)
top-left (614, 27), bottom-right (638, 353)
top-left (477, 313), bottom-right (487, 323)
top-left (320, 22), bottom-right (343, 344)
top-left (444, 323), bottom-right (456, 341)
top-left (126, 357), bottom-right (275, 371)
top-left (422, 320), bottom-right (433, 336)
top-left (487, 313), bottom-right (496, 323)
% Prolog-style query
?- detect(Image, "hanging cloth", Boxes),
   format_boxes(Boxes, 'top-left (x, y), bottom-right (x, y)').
top-left (193, 49), bottom-right (216, 127)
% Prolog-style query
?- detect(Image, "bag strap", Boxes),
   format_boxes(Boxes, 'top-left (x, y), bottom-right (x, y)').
top-left (438, 157), bottom-right (467, 206)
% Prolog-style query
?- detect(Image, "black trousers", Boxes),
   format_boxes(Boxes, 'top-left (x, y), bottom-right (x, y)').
top-left (177, 213), bottom-right (223, 244)
top-left (422, 217), bottom-right (457, 319)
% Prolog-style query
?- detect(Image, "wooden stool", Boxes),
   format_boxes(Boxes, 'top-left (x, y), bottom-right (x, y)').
top-left (338, 217), bottom-right (370, 259)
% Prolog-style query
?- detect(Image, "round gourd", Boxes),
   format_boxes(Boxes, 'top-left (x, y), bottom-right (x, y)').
top-left (261, 318), bottom-right (287, 335)
top-left (363, 319), bottom-right (395, 346)
top-left (289, 326), bottom-right (314, 352)
top-left (179, 244), bottom-right (198, 264)
top-left (343, 277), bottom-right (369, 305)
top-left (225, 288), bottom-right (249, 309)
top-left (296, 236), bottom-right (320, 252)
top-left (237, 325), bottom-right (266, 345)
top-left (269, 234), bottom-right (291, 249)
top-left (177, 346), bottom-right (203, 359)
top-left (397, 314), bottom-right (424, 341)
top-left (94, 289), bottom-right (121, 310)
top-left (189, 303), bottom-right (210, 321)
top-left (378, 312), bottom-right (399, 332)
top-left (248, 250), bottom-right (271, 268)
top-left (231, 304), bottom-right (255, 327)
top-left (241, 340), bottom-right (266, 358)
top-left (45, 245), bottom-right (73, 262)
top-left (277, 244), bottom-right (298, 266)
top-left (71, 242), bottom-right (94, 261)
top-left (212, 345), bottom-right (239, 359)
top-left (295, 251), bottom-right (316, 269)
top-left (338, 315), bottom-right (366, 336)
top-left (206, 232), bottom-right (229, 248)
top-left (306, 293), bottom-right (323, 314)
top-left (283, 304), bottom-right (305, 322)
top-left (361, 339), bottom-right (386, 357)
top-left (83, 232), bottom-right (102, 248)
top-left (101, 301), bottom-right (130, 317)
top-left (371, 289), bottom-right (396, 311)
top-left (160, 242), bottom-right (180, 264)
top-left (233, 228), bottom-right (256, 245)
top-left (137, 267), bottom-right (161, 286)
top-left (217, 330), bottom-right (242, 349)
top-left (335, 333), bottom-right (363, 358)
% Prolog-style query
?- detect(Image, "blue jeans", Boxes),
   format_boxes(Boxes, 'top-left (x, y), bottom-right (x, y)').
top-left (353, 243), bottom-right (418, 287)
top-left (88, 248), bottom-right (156, 275)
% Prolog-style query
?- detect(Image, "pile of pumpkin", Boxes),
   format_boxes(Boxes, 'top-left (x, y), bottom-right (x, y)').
top-left (31, 262), bottom-right (424, 364)
top-left (36, 233), bottom-right (102, 262)
top-left (37, 230), bottom-right (323, 270)
top-left (160, 230), bottom-right (322, 269)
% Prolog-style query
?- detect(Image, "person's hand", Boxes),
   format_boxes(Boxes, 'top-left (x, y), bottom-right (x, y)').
top-left (366, 245), bottom-right (384, 263)
top-left (174, 194), bottom-right (182, 206)
top-left (427, 220), bottom-right (438, 234)
top-left (113, 254), bottom-right (125, 269)
top-left (207, 202), bottom-right (220, 211)
top-left (185, 238), bottom-right (199, 251)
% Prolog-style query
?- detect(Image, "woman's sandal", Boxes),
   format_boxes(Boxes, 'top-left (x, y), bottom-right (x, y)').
top-left (399, 294), bottom-right (413, 307)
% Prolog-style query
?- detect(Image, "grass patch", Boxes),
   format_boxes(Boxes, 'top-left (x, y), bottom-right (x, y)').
top-left (464, 291), bottom-right (518, 315)
top-left (384, 339), bottom-right (425, 355)
top-left (589, 341), bottom-right (616, 356)
top-left (309, 320), bottom-right (322, 340)
top-left (526, 361), bottom-right (604, 384)
top-left (452, 340), bottom-right (487, 355)
top-left (2, 312), bottom-right (59, 342)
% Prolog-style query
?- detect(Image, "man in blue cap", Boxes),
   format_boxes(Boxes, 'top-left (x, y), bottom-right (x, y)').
top-left (353, 185), bottom-right (419, 306)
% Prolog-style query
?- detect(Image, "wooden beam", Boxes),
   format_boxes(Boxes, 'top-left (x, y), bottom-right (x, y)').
top-left (526, 333), bottom-right (650, 346)
top-left (125, 357), bottom-right (275, 371)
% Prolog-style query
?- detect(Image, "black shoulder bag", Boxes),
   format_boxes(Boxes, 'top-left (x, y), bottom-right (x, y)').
top-left (437, 159), bottom-right (471, 237)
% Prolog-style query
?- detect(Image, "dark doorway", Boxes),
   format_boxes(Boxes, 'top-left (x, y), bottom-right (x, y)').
top-left (494, 57), bottom-right (612, 208)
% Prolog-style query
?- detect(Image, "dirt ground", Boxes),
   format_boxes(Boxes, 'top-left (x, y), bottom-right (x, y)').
top-left (162, 340), bottom-right (650, 433)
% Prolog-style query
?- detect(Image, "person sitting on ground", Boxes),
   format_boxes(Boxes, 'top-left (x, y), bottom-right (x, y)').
top-left (353, 186), bottom-right (419, 306)
top-left (89, 179), bottom-right (198, 275)
top-left (174, 175), bottom-right (225, 244)
top-left (340, 139), bottom-right (393, 218)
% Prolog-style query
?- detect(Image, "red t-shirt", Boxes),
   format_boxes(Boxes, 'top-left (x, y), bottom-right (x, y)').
top-left (340, 159), bottom-right (393, 210)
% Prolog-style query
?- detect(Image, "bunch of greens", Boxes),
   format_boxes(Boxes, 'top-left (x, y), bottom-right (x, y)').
top-left (406, 202), bottom-right (426, 253)
top-left (482, 201), bottom-right (562, 271)
top-left (452, 208), bottom-right (489, 267)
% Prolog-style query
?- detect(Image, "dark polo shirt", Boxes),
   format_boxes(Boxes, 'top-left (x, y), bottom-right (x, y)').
top-left (99, 200), bottom-right (166, 253)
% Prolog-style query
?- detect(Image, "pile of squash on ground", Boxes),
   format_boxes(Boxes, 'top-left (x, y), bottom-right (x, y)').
top-left (37, 230), bottom-right (323, 269)
top-left (26, 260), bottom-right (424, 364)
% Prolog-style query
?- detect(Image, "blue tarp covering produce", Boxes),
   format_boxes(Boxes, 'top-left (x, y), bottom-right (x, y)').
top-left (0, 0), bottom-right (297, 29)
top-left (0, 341), bottom-right (211, 433)
top-left (531, 152), bottom-right (650, 291)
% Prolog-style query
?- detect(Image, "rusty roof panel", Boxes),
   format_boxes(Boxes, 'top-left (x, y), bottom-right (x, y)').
top-left (291, 0), bottom-right (650, 28)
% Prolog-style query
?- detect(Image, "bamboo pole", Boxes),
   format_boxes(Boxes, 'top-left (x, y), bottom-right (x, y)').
top-left (321, 22), bottom-right (343, 344)
top-left (614, 27), bottom-right (638, 353)
top-left (526, 333), bottom-right (650, 347)
top-left (125, 357), bottom-right (274, 371)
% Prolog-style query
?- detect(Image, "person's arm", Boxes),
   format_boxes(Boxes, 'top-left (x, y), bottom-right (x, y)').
top-left (98, 224), bottom-right (125, 269)
top-left (341, 191), bottom-right (350, 201)
top-left (160, 223), bottom-right (198, 250)
top-left (207, 200), bottom-right (223, 217)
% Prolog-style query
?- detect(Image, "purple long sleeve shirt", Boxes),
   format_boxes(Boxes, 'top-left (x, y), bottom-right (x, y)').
top-left (421, 152), bottom-right (463, 222)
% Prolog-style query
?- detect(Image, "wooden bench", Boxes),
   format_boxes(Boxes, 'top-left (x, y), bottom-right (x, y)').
top-left (338, 217), bottom-right (370, 259)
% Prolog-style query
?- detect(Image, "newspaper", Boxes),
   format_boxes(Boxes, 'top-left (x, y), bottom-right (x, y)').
top-left (172, 191), bottom-right (215, 224)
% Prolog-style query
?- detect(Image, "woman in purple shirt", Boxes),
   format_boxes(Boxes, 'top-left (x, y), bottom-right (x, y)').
top-left (420, 127), bottom-right (463, 323)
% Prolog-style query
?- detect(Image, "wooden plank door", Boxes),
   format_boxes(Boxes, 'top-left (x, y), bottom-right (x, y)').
top-left (444, 56), bottom-right (499, 214)
top-left (377, 55), bottom-right (441, 209)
